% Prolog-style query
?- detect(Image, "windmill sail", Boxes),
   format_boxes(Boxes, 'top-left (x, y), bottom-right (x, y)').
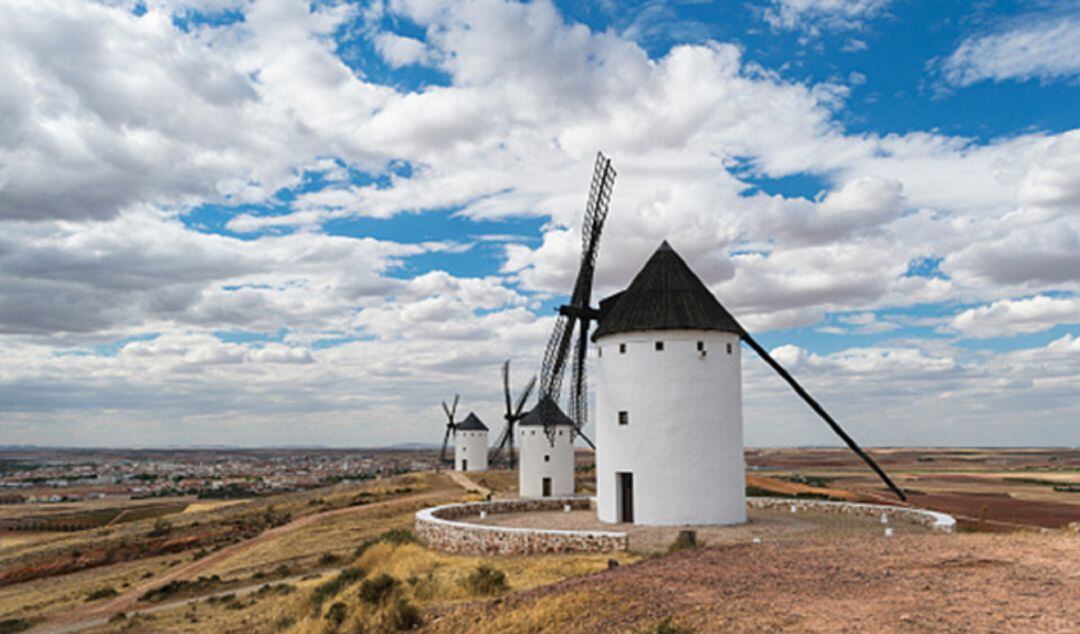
top-left (538, 152), bottom-right (616, 445)
top-left (490, 361), bottom-right (536, 468)
top-left (438, 394), bottom-right (459, 463)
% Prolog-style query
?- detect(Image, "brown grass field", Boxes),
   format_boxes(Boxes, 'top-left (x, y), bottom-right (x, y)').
top-left (0, 448), bottom-right (1076, 633)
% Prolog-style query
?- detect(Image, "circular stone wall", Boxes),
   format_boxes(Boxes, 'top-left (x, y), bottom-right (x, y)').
top-left (416, 498), bottom-right (955, 556)
top-left (416, 497), bottom-right (627, 555)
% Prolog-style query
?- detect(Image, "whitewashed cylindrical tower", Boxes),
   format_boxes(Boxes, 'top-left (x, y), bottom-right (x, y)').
top-left (517, 397), bottom-right (575, 498)
top-left (593, 241), bottom-right (746, 525)
top-left (453, 413), bottom-right (488, 472)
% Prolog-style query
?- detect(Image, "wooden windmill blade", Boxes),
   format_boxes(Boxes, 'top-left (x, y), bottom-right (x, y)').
top-left (438, 394), bottom-right (459, 463)
top-left (739, 331), bottom-right (907, 501)
top-left (539, 152), bottom-right (616, 442)
top-left (491, 362), bottom-right (538, 468)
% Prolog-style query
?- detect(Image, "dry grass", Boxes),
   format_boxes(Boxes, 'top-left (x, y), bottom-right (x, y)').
top-left (181, 500), bottom-right (246, 514)
top-left (257, 539), bottom-right (639, 634)
top-left (0, 551), bottom-right (183, 621)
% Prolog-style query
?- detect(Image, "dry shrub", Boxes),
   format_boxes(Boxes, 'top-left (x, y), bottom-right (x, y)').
top-left (359, 574), bottom-right (400, 605)
top-left (460, 565), bottom-right (508, 596)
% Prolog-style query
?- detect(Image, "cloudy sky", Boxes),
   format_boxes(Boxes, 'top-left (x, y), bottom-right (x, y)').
top-left (2, 0), bottom-right (1078, 448)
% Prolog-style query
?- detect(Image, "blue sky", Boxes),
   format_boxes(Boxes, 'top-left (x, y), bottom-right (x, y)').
top-left (1, 0), bottom-right (1079, 447)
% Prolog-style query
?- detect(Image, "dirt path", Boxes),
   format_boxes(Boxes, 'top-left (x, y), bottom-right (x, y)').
top-left (41, 487), bottom-right (454, 632)
top-left (446, 471), bottom-right (491, 498)
top-left (427, 532), bottom-right (1080, 633)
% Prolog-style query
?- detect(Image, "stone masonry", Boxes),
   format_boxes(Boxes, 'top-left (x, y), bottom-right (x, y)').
top-left (416, 498), bottom-right (628, 555)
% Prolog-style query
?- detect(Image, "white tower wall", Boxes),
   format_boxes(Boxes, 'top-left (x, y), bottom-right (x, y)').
top-left (454, 430), bottom-right (488, 472)
top-left (595, 330), bottom-right (745, 525)
top-left (517, 426), bottom-right (574, 497)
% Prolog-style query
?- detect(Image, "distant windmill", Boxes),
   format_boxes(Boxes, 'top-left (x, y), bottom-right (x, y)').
top-left (438, 394), bottom-right (459, 464)
top-left (489, 360), bottom-right (536, 469)
top-left (536, 152), bottom-right (616, 446)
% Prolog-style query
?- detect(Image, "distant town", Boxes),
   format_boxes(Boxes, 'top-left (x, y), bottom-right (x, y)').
top-left (0, 448), bottom-right (441, 506)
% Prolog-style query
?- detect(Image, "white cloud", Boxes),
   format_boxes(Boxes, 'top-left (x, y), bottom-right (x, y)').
top-left (374, 32), bottom-right (435, 68)
top-left (940, 14), bottom-right (1080, 86)
top-left (1, 0), bottom-right (1078, 446)
top-left (948, 295), bottom-right (1080, 339)
top-left (762, 0), bottom-right (891, 37)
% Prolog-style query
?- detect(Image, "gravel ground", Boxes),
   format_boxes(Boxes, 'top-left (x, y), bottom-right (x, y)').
top-left (427, 532), bottom-right (1080, 633)
top-left (473, 507), bottom-right (928, 553)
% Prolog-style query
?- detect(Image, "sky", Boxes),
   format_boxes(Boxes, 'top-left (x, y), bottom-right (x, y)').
top-left (1, 0), bottom-right (1078, 448)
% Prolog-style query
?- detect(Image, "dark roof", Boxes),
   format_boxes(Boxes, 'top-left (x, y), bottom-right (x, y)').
top-left (518, 396), bottom-right (575, 427)
top-left (454, 412), bottom-right (488, 431)
top-left (592, 241), bottom-right (743, 340)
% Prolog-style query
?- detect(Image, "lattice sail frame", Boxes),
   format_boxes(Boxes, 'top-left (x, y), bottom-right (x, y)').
top-left (538, 153), bottom-right (616, 445)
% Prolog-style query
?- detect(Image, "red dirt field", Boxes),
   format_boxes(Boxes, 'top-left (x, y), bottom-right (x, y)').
top-left (905, 491), bottom-right (1080, 530)
top-left (427, 533), bottom-right (1080, 633)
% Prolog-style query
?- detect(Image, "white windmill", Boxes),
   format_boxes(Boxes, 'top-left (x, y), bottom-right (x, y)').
top-left (523, 152), bottom-right (906, 524)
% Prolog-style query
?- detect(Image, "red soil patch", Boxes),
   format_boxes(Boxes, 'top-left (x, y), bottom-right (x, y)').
top-left (905, 492), bottom-right (1080, 529)
top-left (429, 533), bottom-right (1080, 633)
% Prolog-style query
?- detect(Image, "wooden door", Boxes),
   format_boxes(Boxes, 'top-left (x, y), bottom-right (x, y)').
top-left (542, 477), bottom-right (552, 497)
top-left (618, 472), bottom-right (634, 523)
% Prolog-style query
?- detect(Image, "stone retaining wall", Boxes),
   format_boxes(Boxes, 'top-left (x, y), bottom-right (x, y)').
top-left (747, 497), bottom-right (956, 532)
top-left (416, 497), bottom-right (628, 555)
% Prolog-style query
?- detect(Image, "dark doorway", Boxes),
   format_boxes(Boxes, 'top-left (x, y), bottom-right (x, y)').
top-left (542, 477), bottom-right (552, 497)
top-left (462, 459), bottom-right (467, 471)
top-left (617, 472), bottom-right (634, 523)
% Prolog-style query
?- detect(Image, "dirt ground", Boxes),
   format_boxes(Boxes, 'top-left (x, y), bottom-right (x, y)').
top-left (473, 507), bottom-right (929, 553)
top-left (427, 532), bottom-right (1080, 633)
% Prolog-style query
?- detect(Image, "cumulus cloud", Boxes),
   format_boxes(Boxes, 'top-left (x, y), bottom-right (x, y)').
top-left (0, 0), bottom-right (1078, 446)
top-left (948, 295), bottom-right (1080, 339)
top-left (374, 32), bottom-right (435, 68)
top-left (939, 13), bottom-right (1080, 86)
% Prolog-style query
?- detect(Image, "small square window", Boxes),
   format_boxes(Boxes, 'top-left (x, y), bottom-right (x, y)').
top-left (655, 341), bottom-right (664, 351)
top-left (726, 342), bottom-right (733, 354)
top-left (697, 341), bottom-right (705, 352)
top-left (618, 411), bottom-right (629, 425)
top-left (544, 455), bottom-right (550, 462)
top-left (619, 343), bottom-right (626, 354)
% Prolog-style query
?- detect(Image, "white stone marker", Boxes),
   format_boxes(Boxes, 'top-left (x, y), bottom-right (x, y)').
top-left (479, 510), bottom-right (487, 519)
top-left (881, 512), bottom-right (889, 524)
top-left (752, 537), bottom-right (762, 544)
top-left (790, 505), bottom-right (797, 513)
top-left (564, 504), bottom-right (572, 513)
top-left (885, 527), bottom-right (894, 537)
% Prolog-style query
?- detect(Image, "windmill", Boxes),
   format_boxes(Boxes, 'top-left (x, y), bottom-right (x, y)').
top-left (536, 152), bottom-right (616, 446)
top-left (438, 394), bottom-right (459, 464)
top-left (489, 360), bottom-right (537, 469)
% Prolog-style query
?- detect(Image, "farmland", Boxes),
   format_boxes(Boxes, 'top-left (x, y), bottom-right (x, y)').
top-left (0, 447), bottom-right (1076, 633)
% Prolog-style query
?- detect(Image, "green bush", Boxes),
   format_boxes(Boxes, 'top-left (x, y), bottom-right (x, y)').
top-left (461, 565), bottom-right (507, 596)
top-left (148, 518), bottom-right (172, 537)
top-left (85, 587), bottom-right (118, 602)
top-left (0, 619), bottom-right (34, 634)
top-left (311, 567), bottom-right (365, 609)
top-left (358, 573), bottom-right (400, 605)
top-left (384, 596), bottom-right (422, 630)
top-left (353, 528), bottom-right (418, 559)
top-left (379, 528), bottom-right (417, 545)
top-left (326, 601), bottom-right (348, 626)
top-left (318, 552), bottom-right (340, 566)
